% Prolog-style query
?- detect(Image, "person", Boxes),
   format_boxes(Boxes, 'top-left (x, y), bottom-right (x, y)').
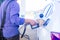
top-left (0, 0), bottom-right (36, 40)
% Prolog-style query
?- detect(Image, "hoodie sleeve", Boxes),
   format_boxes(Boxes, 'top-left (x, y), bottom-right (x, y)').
top-left (9, 1), bottom-right (25, 25)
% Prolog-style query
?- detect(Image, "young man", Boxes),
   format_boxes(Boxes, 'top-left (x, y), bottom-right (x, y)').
top-left (0, 0), bottom-right (36, 40)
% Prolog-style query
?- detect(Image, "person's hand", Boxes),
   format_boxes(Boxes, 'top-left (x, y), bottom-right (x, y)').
top-left (36, 19), bottom-right (45, 26)
top-left (25, 19), bottom-right (36, 26)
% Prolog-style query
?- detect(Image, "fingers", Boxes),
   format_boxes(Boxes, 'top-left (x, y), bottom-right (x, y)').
top-left (36, 19), bottom-right (45, 26)
top-left (30, 20), bottom-right (36, 26)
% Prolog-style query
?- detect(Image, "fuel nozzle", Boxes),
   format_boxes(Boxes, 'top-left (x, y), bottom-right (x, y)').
top-left (39, 13), bottom-right (50, 26)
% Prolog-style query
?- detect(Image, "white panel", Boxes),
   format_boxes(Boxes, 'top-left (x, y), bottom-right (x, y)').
top-left (25, 0), bottom-right (52, 11)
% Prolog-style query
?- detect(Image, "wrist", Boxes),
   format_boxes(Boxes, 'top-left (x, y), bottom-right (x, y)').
top-left (25, 19), bottom-right (30, 24)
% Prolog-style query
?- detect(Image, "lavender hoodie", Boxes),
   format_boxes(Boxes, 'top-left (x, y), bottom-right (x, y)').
top-left (0, 0), bottom-right (25, 38)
